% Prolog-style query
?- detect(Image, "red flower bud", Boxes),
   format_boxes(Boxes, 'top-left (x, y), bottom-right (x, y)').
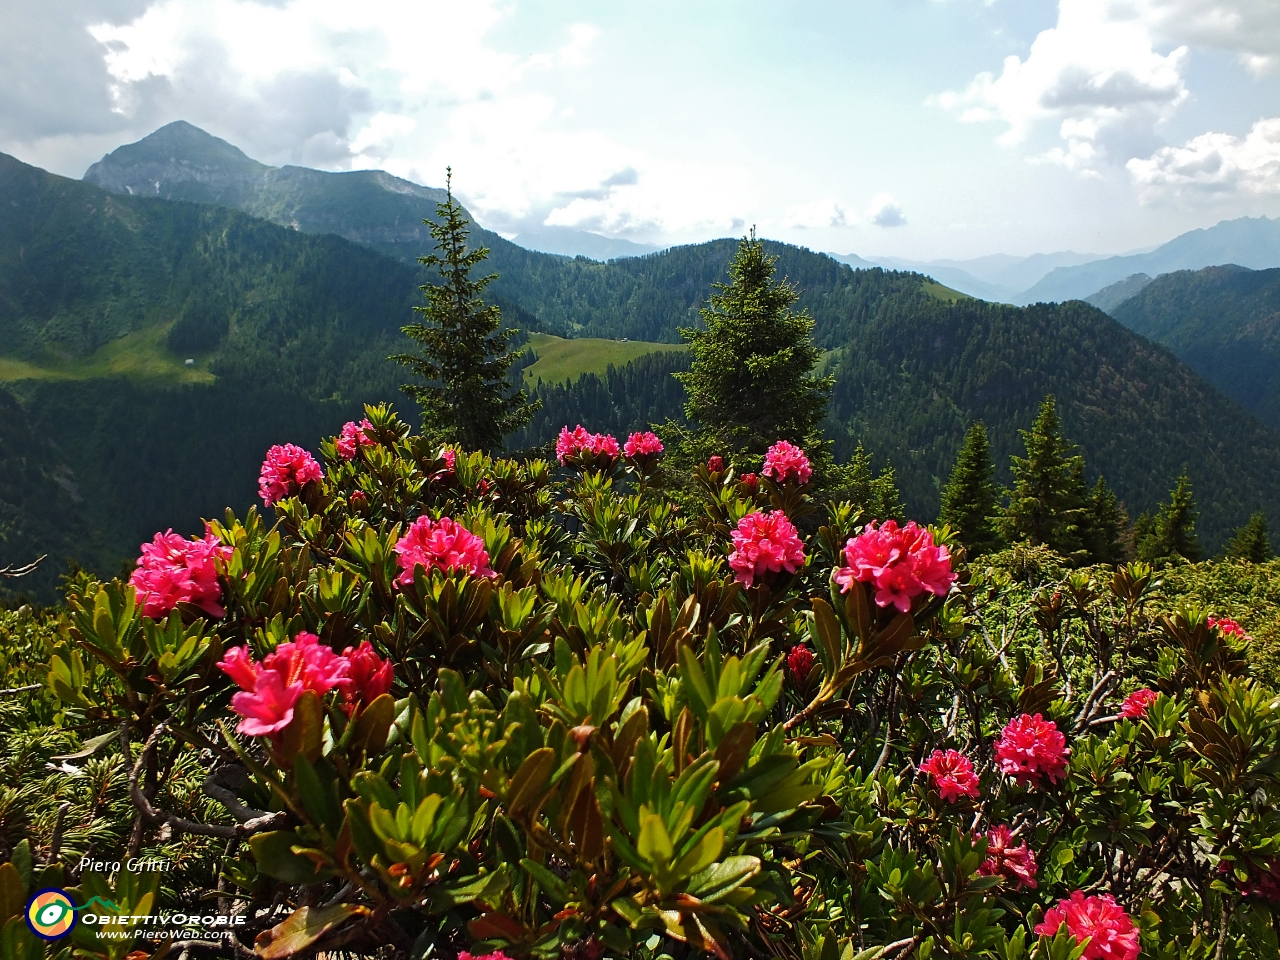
top-left (708, 456), bottom-right (724, 473)
top-left (740, 472), bottom-right (759, 492)
top-left (787, 645), bottom-right (815, 685)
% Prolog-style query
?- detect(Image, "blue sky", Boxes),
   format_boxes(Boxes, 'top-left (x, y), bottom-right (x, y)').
top-left (3, 0), bottom-right (1280, 259)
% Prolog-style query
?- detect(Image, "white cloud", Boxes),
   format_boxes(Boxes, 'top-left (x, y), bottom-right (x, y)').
top-left (1138, 0), bottom-right (1280, 75)
top-left (868, 193), bottom-right (907, 227)
top-left (935, 0), bottom-right (1188, 170)
top-left (782, 197), bottom-right (851, 229)
top-left (1128, 117), bottom-right (1280, 194)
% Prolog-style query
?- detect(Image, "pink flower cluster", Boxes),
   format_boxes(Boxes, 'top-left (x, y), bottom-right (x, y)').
top-left (833, 520), bottom-right (957, 613)
top-left (762, 440), bottom-right (812, 486)
top-left (459, 952), bottom-right (513, 960)
top-left (1035, 891), bottom-right (1140, 960)
top-left (728, 510), bottom-right (806, 587)
top-left (218, 633), bottom-right (393, 737)
top-left (335, 419), bottom-right (376, 460)
top-left (919, 749), bottom-right (980, 802)
top-left (131, 528), bottom-right (233, 620)
top-left (623, 431), bottom-right (664, 459)
top-left (393, 516), bottom-right (495, 587)
top-left (995, 713), bottom-right (1070, 786)
top-left (1208, 616), bottom-right (1248, 641)
top-left (259, 444), bottom-right (323, 506)
top-left (556, 425), bottom-right (620, 465)
top-left (978, 825), bottom-right (1038, 889)
top-left (787, 645), bottom-right (815, 685)
top-left (1120, 688), bottom-right (1158, 720)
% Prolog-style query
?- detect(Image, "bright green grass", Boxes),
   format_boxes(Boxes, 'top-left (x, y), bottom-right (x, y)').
top-left (524, 333), bottom-right (686, 386)
top-left (0, 326), bottom-right (215, 385)
top-left (921, 279), bottom-right (973, 303)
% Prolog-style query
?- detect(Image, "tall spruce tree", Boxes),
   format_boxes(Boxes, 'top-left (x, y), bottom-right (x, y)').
top-left (1082, 475), bottom-right (1129, 565)
top-left (1138, 472), bottom-right (1201, 563)
top-left (999, 396), bottom-right (1088, 557)
top-left (1224, 512), bottom-right (1271, 562)
top-left (677, 230), bottom-right (832, 457)
top-left (392, 169), bottom-right (536, 451)
top-left (939, 423), bottom-right (1001, 555)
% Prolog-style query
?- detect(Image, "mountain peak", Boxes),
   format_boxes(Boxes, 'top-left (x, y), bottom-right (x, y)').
top-left (84, 121), bottom-right (271, 205)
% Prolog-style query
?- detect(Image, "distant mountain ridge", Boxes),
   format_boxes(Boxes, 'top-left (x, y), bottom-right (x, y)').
top-left (1024, 216), bottom-right (1280, 303)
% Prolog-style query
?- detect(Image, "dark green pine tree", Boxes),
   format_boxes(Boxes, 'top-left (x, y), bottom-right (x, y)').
top-left (1081, 475), bottom-right (1129, 565)
top-left (391, 169), bottom-right (537, 451)
top-left (844, 445), bottom-right (905, 521)
top-left (1224, 512), bottom-right (1272, 562)
top-left (999, 396), bottom-right (1088, 557)
top-left (939, 422), bottom-right (1001, 555)
top-left (677, 230), bottom-right (832, 457)
top-left (1138, 472), bottom-right (1201, 563)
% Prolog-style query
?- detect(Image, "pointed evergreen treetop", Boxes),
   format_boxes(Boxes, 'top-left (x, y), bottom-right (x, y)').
top-left (939, 422), bottom-right (1001, 556)
top-left (391, 168), bottom-right (536, 451)
top-left (676, 230), bottom-right (832, 457)
top-left (1224, 511), bottom-right (1271, 562)
top-left (1082, 474), bottom-right (1129, 566)
top-left (999, 396), bottom-right (1088, 557)
top-left (1138, 472), bottom-right (1201, 563)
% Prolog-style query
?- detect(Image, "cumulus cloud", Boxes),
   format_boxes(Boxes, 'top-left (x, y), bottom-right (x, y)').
top-left (867, 194), bottom-right (907, 228)
top-left (935, 0), bottom-right (1188, 170)
top-left (1128, 117), bottom-right (1280, 195)
top-left (1138, 0), bottom-right (1280, 75)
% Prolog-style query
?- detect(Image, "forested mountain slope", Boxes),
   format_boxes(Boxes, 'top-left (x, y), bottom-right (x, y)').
top-left (827, 295), bottom-right (1280, 544)
top-left (1108, 265), bottom-right (1280, 433)
top-left (0, 150), bottom-right (420, 579)
top-left (2, 139), bottom-right (1280, 590)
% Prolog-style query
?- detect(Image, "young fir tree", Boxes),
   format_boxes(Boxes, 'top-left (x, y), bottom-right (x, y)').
top-left (1081, 475), bottom-right (1129, 565)
top-left (999, 396), bottom-right (1088, 557)
top-left (1138, 472), bottom-right (1201, 563)
top-left (1224, 512), bottom-right (1272, 562)
top-left (939, 422), bottom-right (1001, 556)
top-left (845, 445), bottom-right (905, 522)
top-left (392, 169), bottom-right (536, 451)
top-left (677, 230), bottom-right (832, 458)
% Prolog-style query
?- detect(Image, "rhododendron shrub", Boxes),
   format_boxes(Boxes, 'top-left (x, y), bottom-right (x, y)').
top-left (37, 404), bottom-right (1280, 960)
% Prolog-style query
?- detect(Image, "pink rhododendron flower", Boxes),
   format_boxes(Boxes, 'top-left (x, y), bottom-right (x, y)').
top-left (393, 516), bottom-right (495, 587)
top-left (1208, 616), bottom-right (1248, 640)
top-left (728, 510), bottom-right (806, 586)
top-left (440, 447), bottom-right (457, 472)
top-left (919, 749), bottom-right (980, 802)
top-left (335, 419), bottom-right (376, 460)
top-left (556, 425), bottom-right (619, 465)
top-left (762, 440), bottom-right (812, 486)
top-left (131, 528), bottom-right (233, 619)
top-left (707, 456), bottom-right (724, 473)
top-left (623, 431), bottom-right (664, 458)
top-left (259, 444), bottom-right (323, 506)
top-left (787, 645), bottom-right (815, 685)
top-left (995, 713), bottom-right (1070, 786)
top-left (218, 632), bottom-right (349, 737)
top-left (459, 952), bottom-right (513, 960)
top-left (1120, 688), bottom-right (1158, 720)
top-left (1035, 891), bottom-right (1140, 960)
top-left (978, 825), bottom-right (1038, 889)
top-left (833, 520), bottom-right (956, 612)
top-left (339, 641), bottom-right (394, 715)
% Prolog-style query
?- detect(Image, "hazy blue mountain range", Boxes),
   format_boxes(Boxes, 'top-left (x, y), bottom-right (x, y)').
top-left (848, 251), bottom-right (1107, 303)
top-left (1023, 216), bottom-right (1280, 303)
top-left (1107, 265), bottom-right (1280, 433)
top-left (511, 226), bottom-right (660, 260)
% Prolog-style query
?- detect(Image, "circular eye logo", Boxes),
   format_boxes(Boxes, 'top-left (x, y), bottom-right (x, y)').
top-left (26, 889), bottom-right (77, 940)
